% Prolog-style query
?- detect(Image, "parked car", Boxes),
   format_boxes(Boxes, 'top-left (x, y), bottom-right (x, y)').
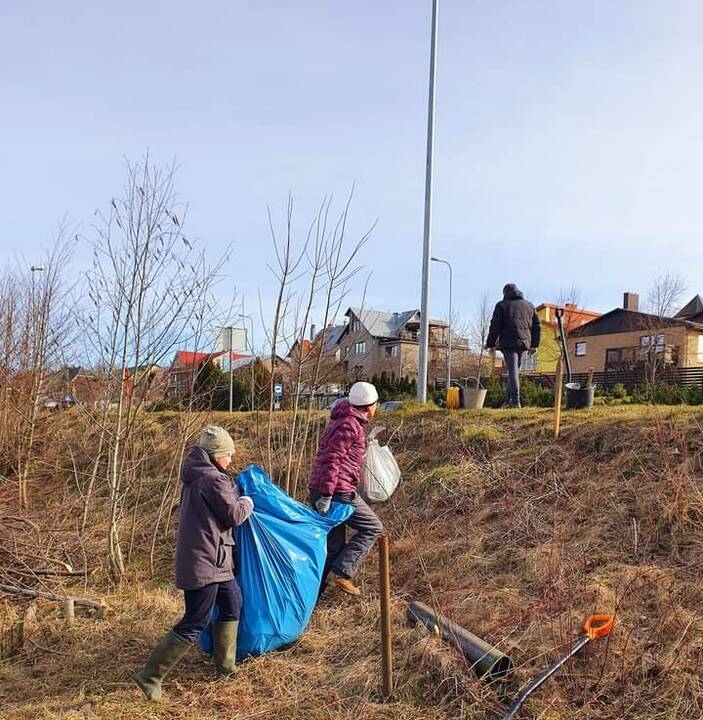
top-left (379, 400), bottom-right (404, 412)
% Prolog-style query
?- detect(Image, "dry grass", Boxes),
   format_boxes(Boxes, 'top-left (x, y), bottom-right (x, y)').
top-left (1, 405), bottom-right (702, 719)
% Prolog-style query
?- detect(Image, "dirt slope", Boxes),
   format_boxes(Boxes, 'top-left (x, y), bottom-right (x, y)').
top-left (1, 406), bottom-right (701, 720)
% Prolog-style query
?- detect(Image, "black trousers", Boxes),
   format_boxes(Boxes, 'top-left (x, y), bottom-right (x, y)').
top-left (172, 578), bottom-right (242, 644)
top-left (310, 490), bottom-right (384, 581)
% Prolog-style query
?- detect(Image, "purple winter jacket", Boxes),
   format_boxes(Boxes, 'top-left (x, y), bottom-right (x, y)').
top-left (309, 400), bottom-right (368, 497)
top-left (174, 446), bottom-right (253, 591)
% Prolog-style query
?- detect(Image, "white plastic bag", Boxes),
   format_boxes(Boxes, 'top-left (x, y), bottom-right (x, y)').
top-left (362, 430), bottom-right (401, 503)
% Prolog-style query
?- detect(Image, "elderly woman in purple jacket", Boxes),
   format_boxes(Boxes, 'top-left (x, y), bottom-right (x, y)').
top-left (134, 425), bottom-right (254, 702)
top-left (309, 381), bottom-right (383, 596)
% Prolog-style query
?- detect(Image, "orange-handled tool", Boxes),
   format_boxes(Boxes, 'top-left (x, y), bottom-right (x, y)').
top-left (502, 614), bottom-right (615, 720)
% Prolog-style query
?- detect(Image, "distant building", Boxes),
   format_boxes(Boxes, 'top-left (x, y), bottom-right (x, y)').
top-left (168, 350), bottom-right (251, 400)
top-left (526, 303), bottom-right (602, 373)
top-left (567, 292), bottom-right (703, 373)
top-left (335, 307), bottom-right (471, 385)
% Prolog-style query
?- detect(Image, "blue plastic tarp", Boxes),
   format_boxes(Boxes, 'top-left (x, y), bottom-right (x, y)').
top-left (199, 465), bottom-right (354, 660)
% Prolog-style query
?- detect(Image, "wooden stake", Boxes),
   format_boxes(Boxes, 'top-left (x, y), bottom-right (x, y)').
top-left (554, 356), bottom-right (564, 439)
top-left (587, 366), bottom-right (595, 387)
top-left (489, 349), bottom-right (497, 379)
top-left (62, 598), bottom-right (75, 625)
top-left (378, 535), bottom-right (393, 701)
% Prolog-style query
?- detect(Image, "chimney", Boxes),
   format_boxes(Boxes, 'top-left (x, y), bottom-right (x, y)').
top-left (623, 292), bottom-right (639, 311)
top-left (310, 324), bottom-right (317, 341)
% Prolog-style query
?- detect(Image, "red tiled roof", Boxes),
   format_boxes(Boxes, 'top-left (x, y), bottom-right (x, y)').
top-left (536, 303), bottom-right (602, 330)
top-left (172, 350), bottom-right (250, 369)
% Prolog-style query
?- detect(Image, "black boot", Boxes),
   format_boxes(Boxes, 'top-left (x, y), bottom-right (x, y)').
top-left (134, 630), bottom-right (191, 701)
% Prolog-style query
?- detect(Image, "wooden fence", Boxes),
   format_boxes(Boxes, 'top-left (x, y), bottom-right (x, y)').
top-left (521, 366), bottom-right (703, 391)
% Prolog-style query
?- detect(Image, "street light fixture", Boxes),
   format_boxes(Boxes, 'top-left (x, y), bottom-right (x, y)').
top-left (431, 256), bottom-right (452, 390)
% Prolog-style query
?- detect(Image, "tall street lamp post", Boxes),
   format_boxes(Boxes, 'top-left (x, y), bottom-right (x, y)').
top-left (417, 0), bottom-right (440, 402)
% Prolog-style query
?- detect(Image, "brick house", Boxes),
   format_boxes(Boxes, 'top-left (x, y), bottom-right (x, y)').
top-left (335, 307), bottom-right (471, 385)
top-left (168, 350), bottom-right (251, 400)
top-left (567, 292), bottom-right (703, 374)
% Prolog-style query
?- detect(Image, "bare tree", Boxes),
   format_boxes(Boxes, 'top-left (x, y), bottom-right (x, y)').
top-left (556, 285), bottom-right (583, 309)
top-left (470, 293), bottom-right (492, 388)
top-left (290, 196), bottom-right (373, 496)
top-left (263, 195), bottom-right (308, 475)
top-left (76, 155), bottom-right (229, 580)
top-left (0, 233), bottom-right (74, 509)
top-left (646, 272), bottom-right (686, 319)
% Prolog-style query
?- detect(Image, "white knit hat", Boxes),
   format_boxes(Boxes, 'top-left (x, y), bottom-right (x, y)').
top-left (348, 381), bottom-right (379, 407)
top-left (197, 425), bottom-right (235, 458)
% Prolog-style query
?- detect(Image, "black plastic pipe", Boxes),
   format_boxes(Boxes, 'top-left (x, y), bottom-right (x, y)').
top-left (407, 601), bottom-right (513, 682)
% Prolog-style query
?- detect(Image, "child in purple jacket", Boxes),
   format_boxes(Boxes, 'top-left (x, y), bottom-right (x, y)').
top-left (309, 382), bottom-right (383, 596)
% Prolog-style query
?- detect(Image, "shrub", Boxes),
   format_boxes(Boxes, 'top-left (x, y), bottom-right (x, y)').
top-left (610, 383), bottom-right (627, 399)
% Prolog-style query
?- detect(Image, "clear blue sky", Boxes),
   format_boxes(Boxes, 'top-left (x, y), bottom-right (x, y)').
top-left (2, 1), bottom-right (702, 339)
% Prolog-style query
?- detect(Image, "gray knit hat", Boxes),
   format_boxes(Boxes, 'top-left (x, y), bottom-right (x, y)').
top-left (197, 425), bottom-right (235, 459)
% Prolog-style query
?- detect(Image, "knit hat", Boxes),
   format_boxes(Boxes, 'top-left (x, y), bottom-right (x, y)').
top-left (197, 425), bottom-right (235, 459)
top-left (348, 381), bottom-right (379, 407)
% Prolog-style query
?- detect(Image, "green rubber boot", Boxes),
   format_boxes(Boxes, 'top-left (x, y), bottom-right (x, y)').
top-left (134, 630), bottom-right (191, 701)
top-left (213, 620), bottom-right (239, 677)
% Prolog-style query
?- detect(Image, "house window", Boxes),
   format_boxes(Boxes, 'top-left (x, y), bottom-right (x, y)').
top-left (575, 342), bottom-right (587, 357)
top-left (640, 334), bottom-right (665, 347)
top-left (606, 349), bottom-right (623, 367)
top-left (354, 341), bottom-right (366, 355)
top-left (344, 346), bottom-right (349, 357)
top-left (350, 317), bottom-right (361, 333)
top-left (385, 345), bottom-right (399, 358)
top-left (698, 335), bottom-right (703, 362)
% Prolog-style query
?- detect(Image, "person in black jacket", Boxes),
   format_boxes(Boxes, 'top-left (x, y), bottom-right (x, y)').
top-left (485, 284), bottom-right (541, 408)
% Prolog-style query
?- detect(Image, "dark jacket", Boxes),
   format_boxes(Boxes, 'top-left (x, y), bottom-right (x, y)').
top-left (486, 285), bottom-right (541, 352)
top-left (308, 400), bottom-right (368, 497)
top-left (175, 446), bottom-right (253, 591)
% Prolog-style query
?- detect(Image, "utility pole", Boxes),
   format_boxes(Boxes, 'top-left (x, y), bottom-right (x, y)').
top-left (431, 256), bottom-right (452, 389)
top-left (417, 0), bottom-right (440, 402)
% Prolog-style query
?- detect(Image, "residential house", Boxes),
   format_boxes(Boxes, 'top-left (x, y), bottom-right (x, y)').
top-left (567, 292), bottom-right (703, 374)
top-left (286, 325), bottom-right (345, 406)
top-left (526, 303), bottom-right (602, 373)
top-left (337, 307), bottom-right (471, 385)
top-left (168, 350), bottom-right (251, 400)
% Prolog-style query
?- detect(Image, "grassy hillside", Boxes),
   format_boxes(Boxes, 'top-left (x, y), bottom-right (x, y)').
top-left (1, 406), bottom-right (702, 719)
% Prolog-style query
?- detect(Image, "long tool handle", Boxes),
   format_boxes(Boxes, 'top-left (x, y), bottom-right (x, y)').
top-left (502, 636), bottom-right (590, 720)
top-left (502, 614), bottom-right (614, 720)
top-left (555, 308), bottom-right (572, 384)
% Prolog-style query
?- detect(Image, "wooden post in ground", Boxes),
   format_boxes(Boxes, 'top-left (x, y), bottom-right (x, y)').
top-left (554, 356), bottom-right (564, 439)
top-left (378, 535), bottom-right (393, 701)
top-left (489, 349), bottom-right (497, 378)
top-left (62, 597), bottom-right (75, 625)
top-left (587, 366), bottom-right (595, 387)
